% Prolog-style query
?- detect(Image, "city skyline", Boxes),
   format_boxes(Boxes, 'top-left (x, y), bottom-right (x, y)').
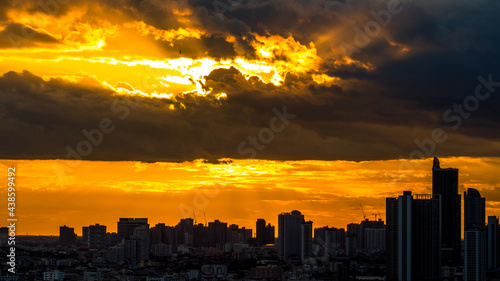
top-left (2, 157), bottom-right (499, 236)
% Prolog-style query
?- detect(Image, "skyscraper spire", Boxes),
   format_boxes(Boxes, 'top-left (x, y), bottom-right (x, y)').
top-left (433, 156), bottom-right (440, 169)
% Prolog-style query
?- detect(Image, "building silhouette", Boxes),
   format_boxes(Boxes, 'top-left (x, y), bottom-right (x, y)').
top-left (432, 157), bottom-right (460, 266)
top-left (314, 226), bottom-right (346, 257)
top-left (386, 191), bottom-right (441, 281)
top-left (278, 210), bottom-right (305, 260)
top-left (487, 216), bottom-right (500, 270)
top-left (132, 225), bottom-right (150, 261)
top-left (256, 219), bottom-right (275, 246)
top-left (59, 225), bottom-right (76, 244)
top-left (465, 230), bottom-right (487, 281)
top-left (464, 188), bottom-right (487, 280)
top-left (300, 220), bottom-right (313, 260)
top-left (208, 219), bottom-right (227, 248)
top-left (88, 224), bottom-right (107, 249)
top-left (464, 188), bottom-right (486, 231)
top-left (117, 218), bottom-right (148, 241)
top-left (175, 218), bottom-right (194, 246)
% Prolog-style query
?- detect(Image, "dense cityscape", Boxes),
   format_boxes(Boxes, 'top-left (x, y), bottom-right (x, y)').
top-left (1, 157), bottom-right (499, 281)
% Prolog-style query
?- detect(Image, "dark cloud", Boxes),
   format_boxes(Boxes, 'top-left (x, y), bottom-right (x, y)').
top-left (1, 0), bottom-right (500, 161)
top-left (0, 23), bottom-right (60, 48)
top-left (0, 68), bottom-right (499, 162)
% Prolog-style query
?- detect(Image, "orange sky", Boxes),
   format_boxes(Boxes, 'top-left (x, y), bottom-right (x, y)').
top-left (1, 157), bottom-right (499, 236)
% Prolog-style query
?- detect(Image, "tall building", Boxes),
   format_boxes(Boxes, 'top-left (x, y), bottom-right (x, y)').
top-left (88, 224), bottom-right (107, 249)
top-left (463, 188), bottom-right (487, 280)
top-left (487, 216), bottom-right (499, 270)
top-left (464, 188), bottom-right (486, 231)
top-left (208, 220), bottom-right (227, 248)
top-left (82, 226), bottom-right (88, 244)
top-left (175, 218), bottom-right (194, 246)
top-left (432, 157), bottom-right (460, 266)
top-left (300, 221), bottom-right (313, 260)
top-left (386, 191), bottom-right (441, 281)
top-left (132, 225), bottom-right (150, 261)
top-left (150, 223), bottom-right (172, 245)
top-left (59, 225), bottom-right (76, 244)
top-left (314, 226), bottom-right (345, 257)
top-left (464, 230), bottom-right (487, 281)
top-left (346, 223), bottom-right (361, 258)
top-left (117, 218), bottom-right (148, 241)
top-left (278, 210), bottom-right (304, 260)
top-left (256, 219), bottom-right (266, 246)
top-left (265, 223), bottom-right (275, 245)
top-left (386, 197), bottom-right (399, 280)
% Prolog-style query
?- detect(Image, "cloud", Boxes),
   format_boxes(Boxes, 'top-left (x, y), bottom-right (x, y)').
top-left (0, 68), bottom-right (499, 162)
top-left (0, 22), bottom-right (60, 48)
top-left (0, 0), bottom-right (499, 162)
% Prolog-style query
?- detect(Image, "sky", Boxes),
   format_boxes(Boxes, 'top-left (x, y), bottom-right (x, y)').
top-left (0, 0), bottom-right (499, 235)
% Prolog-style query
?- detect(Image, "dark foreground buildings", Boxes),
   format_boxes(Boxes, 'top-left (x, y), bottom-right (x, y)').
top-left (386, 191), bottom-right (441, 281)
top-left (432, 157), bottom-right (461, 267)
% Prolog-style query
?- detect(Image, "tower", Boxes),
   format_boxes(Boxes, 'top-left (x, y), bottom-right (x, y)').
top-left (432, 157), bottom-right (460, 266)
top-left (386, 191), bottom-right (442, 281)
top-left (278, 210), bottom-right (304, 260)
top-left (464, 188), bottom-right (486, 231)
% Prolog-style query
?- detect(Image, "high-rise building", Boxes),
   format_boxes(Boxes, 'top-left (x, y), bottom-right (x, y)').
top-left (59, 225), bottom-right (76, 244)
top-left (256, 219), bottom-right (266, 246)
top-left (364, 228), bottom-right (386, 252)
top-left (464, 188), bottom-right (487, 280)
top-left (278, 210), bottom-right (304, 260)
top-left (208, 220), bottom-right (227, 248)
top-left (386, 191), bottom-right (442, 281)
top-left (464, 229), bottom-right (487, 281)
top-left (386, 197), bottom-right (399, 281)
top-left (300, 221), bottom-right (313, 261)
top-left (432, 157), bottom-right (460, 266)
top-left (346, 223), bottom-right (361, 258)
top-left (88, 224), bottom-right (107, 249)
top-left (487, 216), bottom-right (499, 270)
top-left (132, 225), bottom-right (150, 261)
top-left (464, 188), bottom-right (486, 231)
top-left (150, 223), bottom-right (172, 245)
top-left (265, 223), bottom-right (275, 245)
top-left (82, 226), bottom-right (88, 244)
top-left (314, 226), bottom-right (345, 257)
top-left (256, 219), bottom-right (275, 245)
top-left (175, 218), bottom-right (193, 246)
top-left (117, 218), bottom-right (148, 241)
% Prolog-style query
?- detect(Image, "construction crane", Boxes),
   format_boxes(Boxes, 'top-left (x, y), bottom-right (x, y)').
top-left (204, 212), bottom-right (207, 227)
top-left (193, 209), bottom-right (197, 224)
top-left (371, 208), bottom-right (382, 220)
top-left (360, 204), bottom-right (366, 220)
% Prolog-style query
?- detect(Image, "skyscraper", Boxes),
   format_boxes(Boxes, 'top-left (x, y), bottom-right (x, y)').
top-left (88, 224), bottom-right (107, 249)
top-left (117, 218), bottom-right (148, 241)
top-left (487, 216), bottom-right (499, 270)
top-left (208, 219), bottom-right (227, 248)
top-left (464, 188), bottom-right (486, 231)
top-left (256, 219), bottom-right (266, 246)
top-left (265, 223), bottom-right (275, 245)
top-left (257, 219), bottom-right (275, 245)
top-left (386, 191), bottom-right (442, 281)
top-left (464, 188), bottom-right (487, 280)
top-left (464, 230), bottom-right (487, 281)
top-left (278, 210), bottom-right (304, 260)
top-left (300, 221), bottom-right (313, 261)
top-left (59, 225), bottom-right (76, 244)
top-left (386, 197), bottom-right (399, 281)
top-left (132, 225), bottom-right (150, 262)
top-left (432, 157), bottom-right (460, 266)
